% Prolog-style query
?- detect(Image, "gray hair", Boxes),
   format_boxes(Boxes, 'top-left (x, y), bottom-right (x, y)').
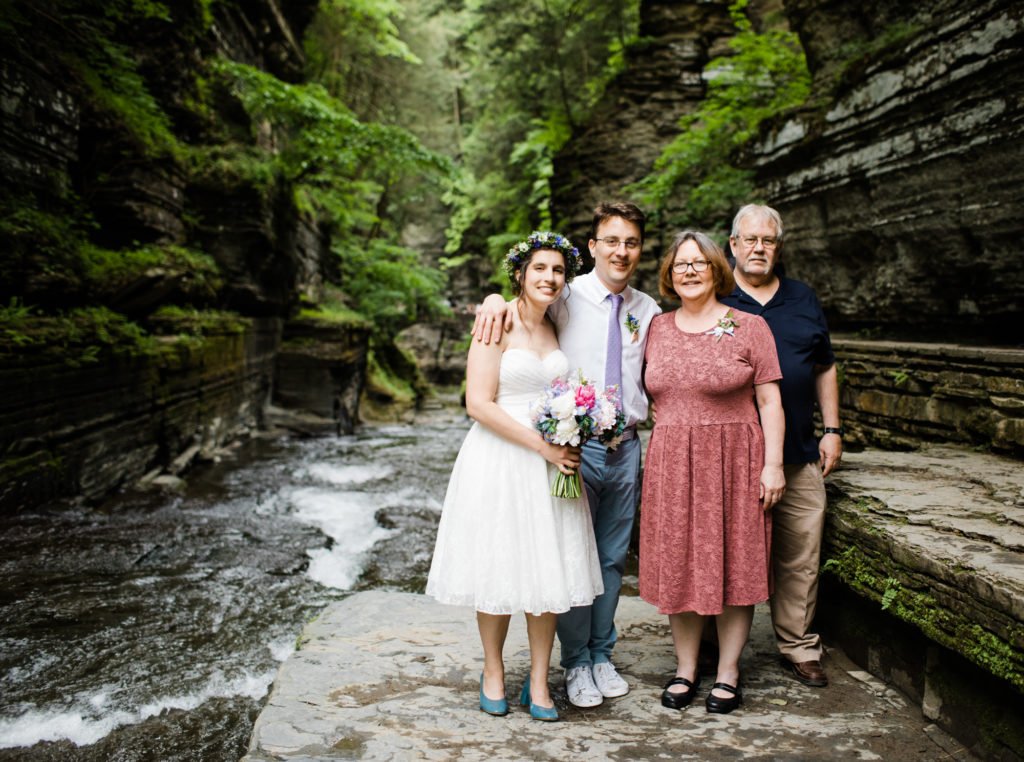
top-left (731, 204), bottom-right (785, 244)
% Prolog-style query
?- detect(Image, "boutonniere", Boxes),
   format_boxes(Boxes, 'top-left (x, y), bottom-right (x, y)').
top-left (624, 312), bottom-right (640, 343)
top-left (705, 309), bottom-right (738, 341)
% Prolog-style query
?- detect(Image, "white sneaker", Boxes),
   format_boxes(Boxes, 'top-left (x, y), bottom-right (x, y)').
top-left (592, 662), bottom-right (630, 698)
top-left (565, 665), bottom-right (603, 708)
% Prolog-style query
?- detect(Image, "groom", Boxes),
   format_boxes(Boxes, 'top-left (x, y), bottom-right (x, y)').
top-left (473, 201), bottom-right (660, 707)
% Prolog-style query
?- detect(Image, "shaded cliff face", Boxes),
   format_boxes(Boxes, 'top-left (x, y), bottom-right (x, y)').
top-left (0, 0), bottom-right (324, 315)
top-left (753, 0), bottom-right (1023, 341)
top-left (550, 0), bottom-right (736, 283)
top-left (0, 1), bottom-right (353, 512)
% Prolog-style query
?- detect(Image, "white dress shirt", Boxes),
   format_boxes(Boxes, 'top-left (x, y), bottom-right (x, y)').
top-left (549, 271), bottom-right (661, 427)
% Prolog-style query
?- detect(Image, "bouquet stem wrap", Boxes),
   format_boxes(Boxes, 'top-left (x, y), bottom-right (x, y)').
top-left (551, 469), bottom-right (583, 499)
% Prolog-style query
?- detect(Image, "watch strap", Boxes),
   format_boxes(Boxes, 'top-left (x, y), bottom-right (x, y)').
top-left (823, 426), bottom-right (844, 437)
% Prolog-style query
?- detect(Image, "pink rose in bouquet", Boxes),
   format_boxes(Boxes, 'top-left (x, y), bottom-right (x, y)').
top-left (530, 372), bottom-right (627, 498)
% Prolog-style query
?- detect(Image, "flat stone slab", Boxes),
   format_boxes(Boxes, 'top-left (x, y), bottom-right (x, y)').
top-left (243, 591), bottom-right (972, 761)
top-left (825, 445), bottom-right (1024, 689)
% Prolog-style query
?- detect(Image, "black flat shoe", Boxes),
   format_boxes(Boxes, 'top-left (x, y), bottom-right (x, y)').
top-left (661, 675), bottom-right (700, 710)
top-left (705, 681), bottom-right (742, 714)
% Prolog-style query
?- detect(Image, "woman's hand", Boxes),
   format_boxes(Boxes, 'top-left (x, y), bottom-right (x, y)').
top-left (542, 442), bottom-right (582, 475)
top-left (759, 465), bottom-right (785, 510)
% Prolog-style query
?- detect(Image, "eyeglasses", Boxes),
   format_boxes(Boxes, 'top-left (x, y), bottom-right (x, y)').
top-left (672, 260), bottom-right (710, 274)
top-left (738, 235), bottom-right (778, 249)
top-left (595, 237), bottom-right (641, 251)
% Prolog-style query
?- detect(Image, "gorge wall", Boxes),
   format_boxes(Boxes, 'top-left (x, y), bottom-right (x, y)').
top-left (552, 0), bottom-right (1023, 345)
top-left (0, 1), bottom-right (368, 512)
top-left (751, 0), bottom-right (1023, 343)
top-left (550, 0), bottom-right (737, 293)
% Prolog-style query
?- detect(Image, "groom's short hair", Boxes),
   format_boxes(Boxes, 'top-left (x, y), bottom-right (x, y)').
top-left (590, 201), bottom-right (646, 243)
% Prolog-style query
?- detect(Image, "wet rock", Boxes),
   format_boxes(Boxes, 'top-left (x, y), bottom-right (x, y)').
top-left (243, 592), bottom-right (971, 761)
top-left (394, 317), bottom-right (474, 387)
top-left (821, 444), bottom-right (1024, 757)
top-left (0, 319), bottom-right (280, 513)
top-left (271, 318), bottom-right (371, 436)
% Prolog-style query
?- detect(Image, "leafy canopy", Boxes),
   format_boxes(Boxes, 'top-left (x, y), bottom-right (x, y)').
top-left (443, 0), bottom-right (640, 281)
top-left (214, 51), bottom-right (453, 339)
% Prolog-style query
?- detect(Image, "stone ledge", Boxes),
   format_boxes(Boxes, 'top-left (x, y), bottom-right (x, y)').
top-left (821, 444), bottom-right (1024, 758)
top-left (243, 592), bottom-right (970, 761)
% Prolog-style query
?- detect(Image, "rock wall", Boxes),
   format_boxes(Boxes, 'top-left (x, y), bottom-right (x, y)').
top-left (0, 0), bottom-right (370, 511)
top-left (0, 320), bottom-right (279, 512)
top-left (752, 0), bottom-right (1024, 341)
top-left (550, 0), bottom-right (736, 291)
top-left (834, 338), bottom-right (1024, 454)
top-left (272, 317), bottom-right (371, 435)
top-left (819, 446), bottom-right (1024, 757)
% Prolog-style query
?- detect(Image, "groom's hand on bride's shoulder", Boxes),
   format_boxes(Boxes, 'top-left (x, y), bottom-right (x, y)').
top-left (472, 294), bottom-right (513, 344)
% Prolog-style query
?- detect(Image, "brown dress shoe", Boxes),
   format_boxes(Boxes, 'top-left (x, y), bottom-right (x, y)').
top-left (786, 659), bottom-right (828, 687)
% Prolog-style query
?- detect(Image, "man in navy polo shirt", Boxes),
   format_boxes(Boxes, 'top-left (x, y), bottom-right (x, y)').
top-left (721, 203), bottom-right (843, 688)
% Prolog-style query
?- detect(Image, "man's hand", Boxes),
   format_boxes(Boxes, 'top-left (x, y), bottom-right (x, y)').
top-left (471, 294), bottom-right (513, 344)
top-left (819, 433), bottom-right (842, 476)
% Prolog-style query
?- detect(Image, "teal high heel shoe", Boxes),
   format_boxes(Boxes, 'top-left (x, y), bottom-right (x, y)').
top-left (479, 674), bottom-right (509, 716)
top-left (520, 675), bottom-right (559, 721)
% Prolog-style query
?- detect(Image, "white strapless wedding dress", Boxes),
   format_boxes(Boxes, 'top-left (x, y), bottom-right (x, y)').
top-left (426, 348), bottom-right (603, 615)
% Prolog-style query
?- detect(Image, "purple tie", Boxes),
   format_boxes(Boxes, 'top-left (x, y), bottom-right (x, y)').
top-left (605, 293), bottom-right (623, 395)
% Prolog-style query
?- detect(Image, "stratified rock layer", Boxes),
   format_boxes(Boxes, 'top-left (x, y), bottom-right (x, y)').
top-left (272, 317), bottom-right (371, 435)
top-left (834, 338), bottom-right (1024, 454)
top-left (754, 0), bottom-right (1024, 339)
top-left (821, 445), bottom-right (1024, 757)
top-left (0, 320), bottom-right (279, 511)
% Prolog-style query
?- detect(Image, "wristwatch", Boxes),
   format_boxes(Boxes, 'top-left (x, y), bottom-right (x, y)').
top-left (822, 426), bottom-right (844, 438)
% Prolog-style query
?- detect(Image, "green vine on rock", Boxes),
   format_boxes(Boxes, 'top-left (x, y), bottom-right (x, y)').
top-left (629, 0), bottom-right (811, 232)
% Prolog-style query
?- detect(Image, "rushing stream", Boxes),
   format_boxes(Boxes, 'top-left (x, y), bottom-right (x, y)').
top-left (0, 407), bottom-right (470, 760)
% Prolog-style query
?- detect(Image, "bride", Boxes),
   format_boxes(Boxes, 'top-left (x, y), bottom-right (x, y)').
top-left (426, 232), bottom-right (603, 722)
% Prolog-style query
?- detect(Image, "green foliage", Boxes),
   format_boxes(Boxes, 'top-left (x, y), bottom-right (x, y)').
top-left (0, 0), bottom-right (182, 157)
top-left (185, 144), bottom-right (277, 192)
top-left (304, 0), bottom-right (421, 120)
top-left (80, 243), bottom-right (222, 297)
top-left (297, 287), bottom-right (372, 329)
top-left (823, 544), bottom-right (1023, 690)
top-left (0, 187), bottom-right (222, 305)
top-left (0, 302), bottom-right (251, 365)
top-left (880, 577), bottom-right (900, 611)
top-left (0, 305), bottom-right (158, 365)
top-left (336, 239), bottom-right (450, 340)
top-left (0, 189), bottom-right (92, 270)
top-left (630, 0), bottom-right (811, 231)
top-left (444, 0), bottom-right (640, 270)
top-left (214, 57), bottom-right (453, 339)
top-left (364, 348), bottom-right (417, 405)
top-left (147, 306), bottom-right (248, 336)
top-left (888, 369), bottom-right (910, 387)
top-left (214, 59), bottom-right (449, 189)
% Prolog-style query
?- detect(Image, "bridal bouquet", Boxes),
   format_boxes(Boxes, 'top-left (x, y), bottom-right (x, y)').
top-left (530, 372), bottom-right (627, 498)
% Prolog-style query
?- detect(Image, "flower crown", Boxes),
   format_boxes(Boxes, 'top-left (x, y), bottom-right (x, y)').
top-left (503, 230), bottom-right (583, 284)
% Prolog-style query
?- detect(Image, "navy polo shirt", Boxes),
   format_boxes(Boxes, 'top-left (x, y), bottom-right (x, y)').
top-left (721, 277), bottom-right (835, 465)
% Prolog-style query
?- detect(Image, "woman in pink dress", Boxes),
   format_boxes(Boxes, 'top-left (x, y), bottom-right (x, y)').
top-left (640, 231), bottom-right (785, 714)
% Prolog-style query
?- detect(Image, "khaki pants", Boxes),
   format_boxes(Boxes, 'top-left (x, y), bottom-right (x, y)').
top-left (770, 462), bottom-right (826, 662)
